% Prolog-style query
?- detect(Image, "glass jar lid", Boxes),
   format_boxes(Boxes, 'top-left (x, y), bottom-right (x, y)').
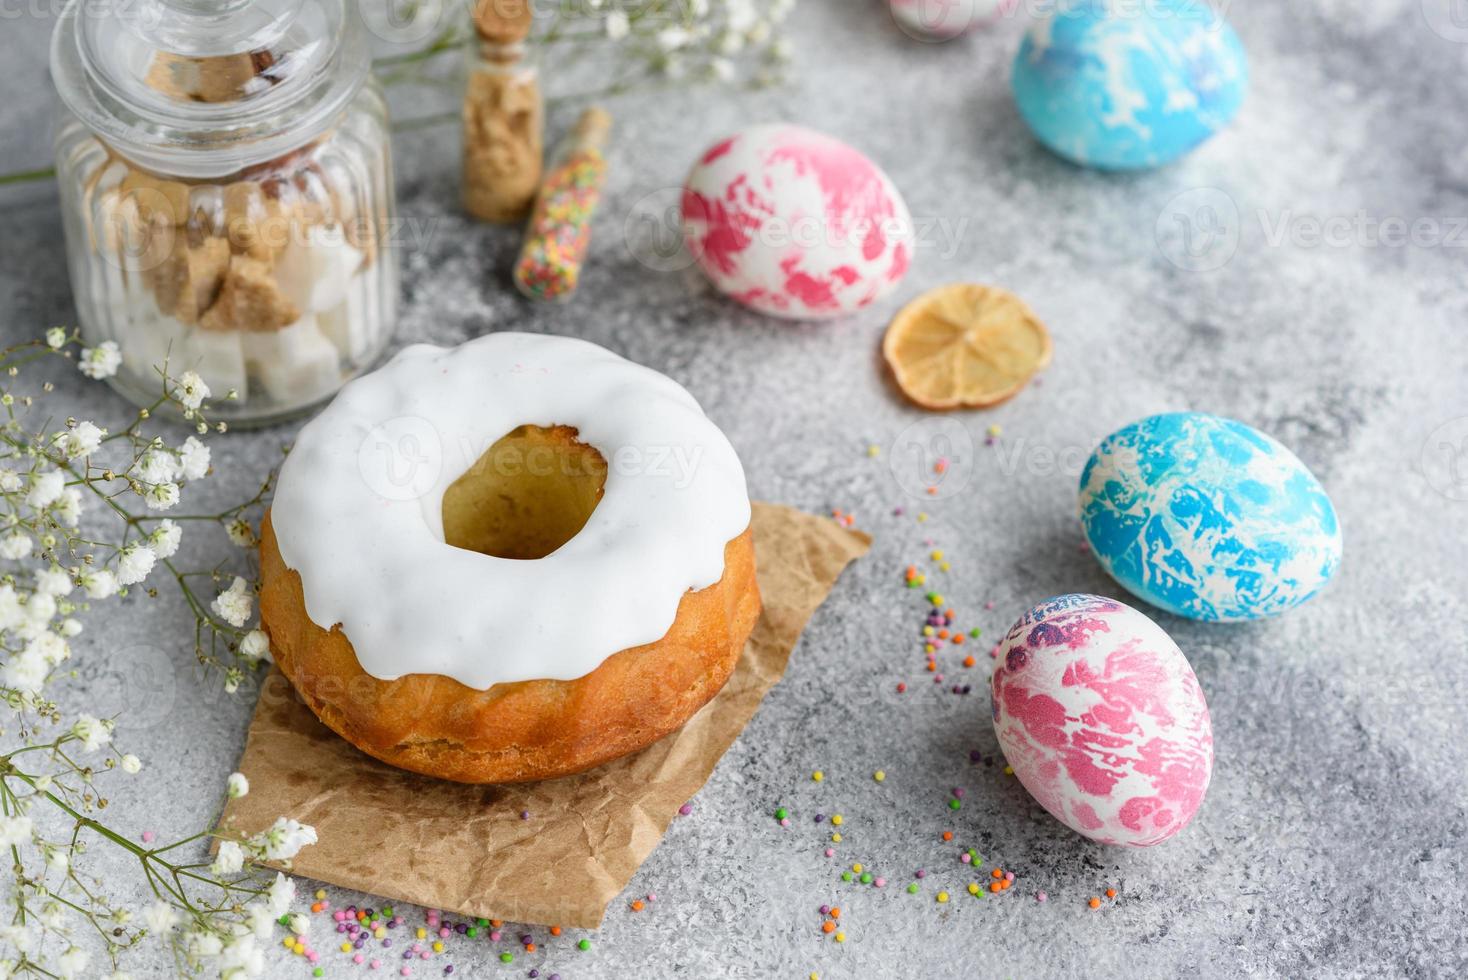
top-left (51, 0), bottom-right (369, 177)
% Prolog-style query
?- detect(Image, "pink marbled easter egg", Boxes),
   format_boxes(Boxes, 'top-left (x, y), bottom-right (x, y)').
top-left (889, 0), bottom-right (1016, 40)
top-left (990, 594), bottom-right (1213, 847)
top-left (681, 124), bottom-right (913, 320)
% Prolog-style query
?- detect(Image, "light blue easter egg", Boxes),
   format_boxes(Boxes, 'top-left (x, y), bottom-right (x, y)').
top-left (1011, 0), bottom-right (1248, 170)
top-left (1079, 413), bottom-right (1342, 622)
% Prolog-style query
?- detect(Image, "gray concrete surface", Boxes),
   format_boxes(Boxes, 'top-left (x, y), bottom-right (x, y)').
top-left (3, 0), bottom-right (1467, 977)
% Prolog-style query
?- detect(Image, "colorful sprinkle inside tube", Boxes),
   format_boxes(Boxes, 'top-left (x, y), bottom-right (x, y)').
top-left (513, 107), bottom-right (611, 301)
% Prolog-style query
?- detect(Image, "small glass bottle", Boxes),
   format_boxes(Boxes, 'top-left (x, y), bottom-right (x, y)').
top-left (50, 0), bottom-right (399, 426)
top-left (462, 1), bottom-right (543, 224)
top-left (513, 107), bottom-right (612, 301)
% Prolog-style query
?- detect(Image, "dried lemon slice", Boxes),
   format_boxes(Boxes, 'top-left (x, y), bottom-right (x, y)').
top-left (883, 283), bottom-right (1053, 410)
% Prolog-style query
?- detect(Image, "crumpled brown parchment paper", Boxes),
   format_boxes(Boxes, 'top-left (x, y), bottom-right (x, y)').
top-left (219, 503), bottom-right (869, 928)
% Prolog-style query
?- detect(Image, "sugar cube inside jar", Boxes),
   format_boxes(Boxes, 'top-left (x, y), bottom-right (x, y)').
top-left (50, 0), bottom-right (399, 425)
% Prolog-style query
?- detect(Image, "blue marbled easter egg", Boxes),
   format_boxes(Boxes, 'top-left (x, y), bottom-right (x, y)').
top-left (1078, 413), bottom-right (1342, 622)
top-left (1011, 0), bottom-right (1248, 170)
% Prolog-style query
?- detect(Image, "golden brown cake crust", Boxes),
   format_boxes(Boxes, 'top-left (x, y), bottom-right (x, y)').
top-left (259, 512), bottom-right (760, 784)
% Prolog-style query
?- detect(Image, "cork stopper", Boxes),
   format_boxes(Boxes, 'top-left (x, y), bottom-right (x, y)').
top-left (569, 107), bottom-right (613, 154)
top-left (473, 0), bottom-right (534, 44)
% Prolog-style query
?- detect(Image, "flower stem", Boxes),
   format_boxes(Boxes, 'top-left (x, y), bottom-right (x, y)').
top-left (0, 166), bottom-right (54, 188)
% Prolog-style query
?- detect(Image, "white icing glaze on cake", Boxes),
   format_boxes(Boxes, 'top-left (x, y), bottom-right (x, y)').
top-left (271, 332), bottom-right (753, 690)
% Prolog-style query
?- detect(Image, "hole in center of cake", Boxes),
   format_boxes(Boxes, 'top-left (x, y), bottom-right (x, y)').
top-left (442, 424), bottom-right (608, 560)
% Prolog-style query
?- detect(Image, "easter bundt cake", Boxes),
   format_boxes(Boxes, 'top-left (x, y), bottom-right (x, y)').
top-left (260, 332), bottom-right (759, 783)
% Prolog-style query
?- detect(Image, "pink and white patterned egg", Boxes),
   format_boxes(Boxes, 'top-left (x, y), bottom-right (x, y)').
top-left (889, 0), bottom-right (1015, 40)
top-left (681, 124), bottom-right (913, 320)
top-left (990, 594), bottom-right (1213, 847)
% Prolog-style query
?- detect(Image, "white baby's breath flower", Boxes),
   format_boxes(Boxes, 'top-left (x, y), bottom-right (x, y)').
top-left (240, 629), bottom-right (271, 663)
top-left (178, 436), bottom-right (210, 481)
top-left (53, 487), bottom-right (83, 527)
top-left (605, 9), bottom-right (629, 39)
top-left (212, 576), bottom-right (253, 627)
top-left (0, 469), bottom-right (20, 493)
top-left (266, 872), bottom-right (294, 916)
top-left (134, 450), bottom-right (178, 485)
top-left (726, 0), bottom-right (757, 31)
top-left (59, 617), bottom-right (83, 637)
top-left (184, 929), bottom-right (223, 958)
top-left (287, 912), bottom-right (309, 936)
top-left (45, 847), bottom-right (69, 873)
top-left (148, 519), bottom-right (182, 559)
top-left (121, 753), bottom-right (143, 774)
top-left (211, 840), bottom-right (245, 875)
top-left (117, 543), bottom-right (156, 586)
top-left (0, 815), bottom-right (33, 848)
top-left (143, 901), bottom-right (181, 935)
top-left (219, 935), bottom-right (265, 977)
top-left (78, 341), bottom-right (122, 380)
top-left (82, 568), bottom-right (120, 599)
top-left (226, 519), bottom-right (258, 548)
top-left (0, 926), bottom-right (36, 958)
top-left (45, 327), bottom-right (67, 349)
top-left (26, 470), bottom-right (65, 509)
top-left (175, 371), bottom-right (211, 411)
top-left (0, 586), bottom-right (23, 631)
top-left (25, 592), bottom-right (57, 629)
top-left (227, 772), bottom-right (250, 799)
top-left (53, 420), bottom-right (105, 460)
top-left (35, 566), bottom-right (73, 597)
top-left (711, 57), bottom-right (735, 81)
top-left (254, 816), bottom-right (318, 861)
top-left (143, 481), bottom-right (181, 511)
top-left (657, 26), bottom-right (691, 50)
top-left (72, 713), bottom-right (113, 752)
top-left (746, 18), bottom-right (770, 43)
top-left (0, 532), bottom-right (32, 560)
top-left (27, 632), bottom-right (70, 667)
top-left (0, 645), bottom-right (48, 693)
top-left (243, 902), bottom-right (275, 939)
top-left (56, 947), bottom-right (89, 979)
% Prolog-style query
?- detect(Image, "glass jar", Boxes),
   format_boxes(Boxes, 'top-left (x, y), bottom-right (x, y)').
top-left (50, 0), bottom-right (399, 426)
top-left (462, 31), bottom-right (543, 224)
